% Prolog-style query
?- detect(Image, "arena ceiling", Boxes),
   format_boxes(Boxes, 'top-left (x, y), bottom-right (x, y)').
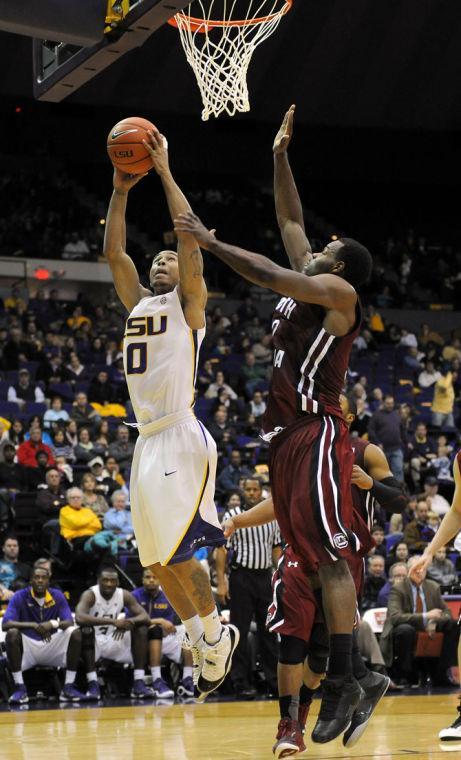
top-left (1, 0), bottom-right (461, 130)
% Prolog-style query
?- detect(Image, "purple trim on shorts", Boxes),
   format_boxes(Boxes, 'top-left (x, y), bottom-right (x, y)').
top-left (168, 507), bottom-right (225, 565)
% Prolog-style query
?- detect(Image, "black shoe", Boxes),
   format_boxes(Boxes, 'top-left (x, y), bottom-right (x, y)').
top-left (311, 676), bottom-right (363, 744)
top-left (233, 682), bottom-right (257, 699)
top-left (343, 672), bottom-right (390, 748)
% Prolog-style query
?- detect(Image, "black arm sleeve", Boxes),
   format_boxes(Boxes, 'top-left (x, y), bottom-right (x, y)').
top-left (370, 477), bottom-right (408, 514)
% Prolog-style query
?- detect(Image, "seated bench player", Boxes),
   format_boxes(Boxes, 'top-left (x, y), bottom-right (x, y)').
top-left (2, 565), bottom-right (86, 703)
top-left (75, 567), bottom-right (153, 699)
top-left (130, 568), bottom-right (195, 699)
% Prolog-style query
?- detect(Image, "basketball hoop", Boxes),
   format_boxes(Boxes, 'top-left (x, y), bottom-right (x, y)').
top-left (168, 1), bottom-right (293, 121)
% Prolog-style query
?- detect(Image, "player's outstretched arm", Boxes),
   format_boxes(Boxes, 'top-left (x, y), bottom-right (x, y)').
top-left (274, 105), bottom-right (312, 272)
top-left (103, 169), bottom-right (152, 313)
top-left (143, 130), bottom-right (207, 330)
top-left (410, 457), bottom-right (461, 579)
top-left (174, 212), bottom-right (356, 313)
top-left (222, 497), bottom-right (276, 538)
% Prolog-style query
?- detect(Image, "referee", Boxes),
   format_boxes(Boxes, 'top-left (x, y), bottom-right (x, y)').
top-left (216, 477), bottom-right (282, 698)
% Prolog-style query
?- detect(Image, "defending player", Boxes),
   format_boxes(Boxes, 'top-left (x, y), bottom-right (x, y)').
top-left (103, 129), bottom-right (238, 700)
top-left (174, 112), bottom-right (373, 740)
top-left (223, 394), bottom-right (404, 756)
top-left (409, 451), bottom-right (461, 742)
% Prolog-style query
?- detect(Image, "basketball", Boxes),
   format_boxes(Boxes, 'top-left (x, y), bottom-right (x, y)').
top-left (107, 116), bottom-right (156, 174)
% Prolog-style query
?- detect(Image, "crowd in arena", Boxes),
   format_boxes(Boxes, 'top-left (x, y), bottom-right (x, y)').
top-left (0, 277), bottom-right (459, 703)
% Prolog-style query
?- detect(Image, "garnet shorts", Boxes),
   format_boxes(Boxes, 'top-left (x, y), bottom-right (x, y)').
top-left (270, 415), bottom-right (360, 572)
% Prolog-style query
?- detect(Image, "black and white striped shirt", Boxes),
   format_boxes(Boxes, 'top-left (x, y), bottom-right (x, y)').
top-left (224, 506), bottom-right (282, 570)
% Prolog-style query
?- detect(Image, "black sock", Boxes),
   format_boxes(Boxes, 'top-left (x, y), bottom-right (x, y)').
top-left (299, 684), bottom-right (316, 705)
top-left (279, 694), bottom-right (300, 720)
top-left (328, 634), bottom-right (353, 678)
top-left (351, 629), bottom-right (369, 681)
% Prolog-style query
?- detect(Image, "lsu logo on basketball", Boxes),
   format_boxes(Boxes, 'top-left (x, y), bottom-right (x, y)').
top-left (114, 149), bottom-right (134, 158)
top-left (333, 533), bottom-right (348, 549)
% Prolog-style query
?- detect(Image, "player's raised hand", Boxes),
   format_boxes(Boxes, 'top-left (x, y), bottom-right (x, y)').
top-left (408, 552), bottom-right (433, 581)
top-left (174, 211), bottom-right (216, 249)
top-left (113, 167), bottom-right (148, 194)
top-left (142, 129), bottom-right (170, 177)
top-left (351, 464), bottom-right (373, 490)
top-left (222, 518), bottom-right (236, 539)
top-left (273, 104), bottom-right (295, 154)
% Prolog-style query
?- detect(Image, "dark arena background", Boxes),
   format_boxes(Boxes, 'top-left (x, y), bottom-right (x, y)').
top-left (0, 1), bottom-right (460, 758)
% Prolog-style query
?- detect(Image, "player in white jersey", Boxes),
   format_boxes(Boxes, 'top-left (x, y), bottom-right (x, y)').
top-left (76, 567), bottom-right (153, 699)
top-left (103, 128), bottom-right (239, 699)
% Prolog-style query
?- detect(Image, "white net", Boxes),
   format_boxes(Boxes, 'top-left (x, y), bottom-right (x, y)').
top-left (172, 0), bottom-right (292, 121)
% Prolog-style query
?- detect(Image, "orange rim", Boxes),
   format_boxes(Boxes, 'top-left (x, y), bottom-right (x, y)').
top-left (168, 0), bottom-right (292, 33)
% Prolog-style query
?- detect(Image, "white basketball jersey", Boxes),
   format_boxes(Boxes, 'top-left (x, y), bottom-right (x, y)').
top-left (123, 287), bottom-right (205, 424)
top-left (89, 585), bottom-right (124, 636)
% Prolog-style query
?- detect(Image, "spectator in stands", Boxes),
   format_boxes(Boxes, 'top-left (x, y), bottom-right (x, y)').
top-left (37, 468), bottom-right (68, 555)
top-left (43, 396), bottom-right (70, 431)
top-left (205, 370), bottom-right (238, 400)
top-left (368, 395), bottom-right (405, 482)
top-left (2, 565), bottom-right (86, 704)
top-left (361, 555), bottom-right (387, 611)
top-left (208, 408), bottom-right (232, 447)
top-left (108, 426), bottom-right (134, 476)
top-left (388, 513), bottom-right (403, 535)
top-left (103, 490), bottom-right (133, 544)
top-left (408, 422), bottom-right (437, 489)
top-left (349, 398), bottom-right (372, 437)
top-left (71, 392), bottom-right (98, 427)
top-left (7, 419), bottom-right (25, 446)
top-left (248, 390), bottom-right (266, 419)
top-left (418, 360), bottom-right (441, 389)
top-left (88, 370), bottom-right (116, 405)
top-left (2, 328), bottom-right (30, 370)
top-left (217, 450), bottom-right (253, 494)
top-left (73, 427), bottom-right (103, 465)
top-left (398, 328), bottom-right (418, 348)
top-left (240, 352), bottom-right (267, 398)
top-left (403, 346), bottom-right (424, 375)
top-left (81, 473), bottom-right (108, 518)
top-left (431, 371), bottom-right (456, 428)
top-left (27, 450), bottom-right (52, 490)
top-left (75, 568), bottom-right (153, 700)
top-left (419, 475), bottom-right (450, 516)
top-left (387, 541), bottom-right (410, 568)
top-left (371, 525), bottom-right (387, 559)
top-left (419, 323), bottom-right (444, 349)
top-left (4, 285), bottom-right (27, 314)
top-left (26, 416), bottom-right (52, 446)
top-left (0, 443), bottom-right (28, 493)
top-left (89, 457), bottom-right (119, 499)
top-left (66, 352), bottom-right (88, 383)
top-left (59, 487), bottom-right (101, 549)
top-left (62, 231), bottom-right (90, 261)
top-left (442, 337), bottom-right (461, 363)
top-left (376, 562), bottom-right (408, 607)
top-left (197, 360), bottom-right (215, 395)
top-left (380, 556), bottom-right (459, 687)
top-left (104, 455), bottom-right (125, 488)
top-left (7, 368), bottom-right (45, 408)
top-left (16, 427), bottom-right (55, 468)
top-left (252, 334), bottom-right (272, 366)
top-left (0, 536), bottom-right (31, 589)
top-left (50, 428), bottom-right (75, 462)
top-left (426, 547), bottom-right (458, 587)
top-left (37, 354), bottom-right (70, 390)
top-left (403, 499), bottom-right (431, 553)
top-left (65, 419), bottom-right (79, 448)
top-left (131, 567), bottom-right (194, 699)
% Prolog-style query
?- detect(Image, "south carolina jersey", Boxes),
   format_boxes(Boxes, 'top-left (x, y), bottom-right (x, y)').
top-left (350, 437), bottom-right (375, 531)
top-left (88, 585), bottom-right (124, 636)
top-left (262, 297), bottom-right (361, 437)
top-left (123, 287), bottom-right (204, 424)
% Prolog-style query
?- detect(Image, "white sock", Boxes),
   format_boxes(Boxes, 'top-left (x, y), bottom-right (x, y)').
top-left (134, 669), bottom-right (145, 681)
top-left (65, 671), bottom-right (76, 685)
top-left (201, 607), bottom-right (222, 645)
top-left (13, 671), bottom-right (24, 685)
top-left (87, 671), bottom-right (97, 683)
top-left (182, 614), bottom-right (204, 645)
top-left (183, 666), bottom-right (193, 679)
top-left (151, 666), bottom-right (161, 680)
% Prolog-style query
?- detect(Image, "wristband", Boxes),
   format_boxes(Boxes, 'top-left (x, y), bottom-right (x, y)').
top-left (50, 620), bottom-right (59, 629)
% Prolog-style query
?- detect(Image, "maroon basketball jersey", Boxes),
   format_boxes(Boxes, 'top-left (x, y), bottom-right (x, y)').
top-left (262, 296), bottom-right (361, 437)
top-left (350, 436), bottom-right (375, 530)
